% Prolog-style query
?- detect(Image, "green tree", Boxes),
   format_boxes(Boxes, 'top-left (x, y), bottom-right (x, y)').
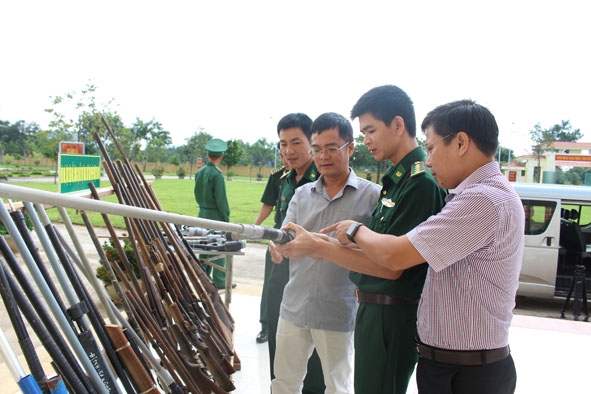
top-left (529, 120), bottom-right (582, 182)
top-left (45, 82), bottom-right (120, 155)
top-left (221, 139), bottom-right (244, 176)
top-left (132, 118), bottom-right (172, 164)
top-left (0, 120), bottom-right (40, 163)
top-left (496, 146), bottom-right (516, 164)
top-left (556, 166), bottom-right (591, 185)
top-left (248, 138), bottom-right (274, 178)
top-left (170, 155), bottom-right (181, 167)
top-left (182, 129), bottom-right (212, 177)
top-left (97, 114), bottom-right (133, 160)
top-left (350, 135), bottom-right (375, 170)
top-left (551, 120), bottom-right (583, 142)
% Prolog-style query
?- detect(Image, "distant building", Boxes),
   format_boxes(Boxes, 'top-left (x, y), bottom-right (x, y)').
top-left (504, 141), bottom-right (591, 184)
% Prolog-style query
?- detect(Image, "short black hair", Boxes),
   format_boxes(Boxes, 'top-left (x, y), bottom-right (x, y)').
top-left (276, 113), bottom-right (313, 141)
top-left (421, 99), bottom-right (499, 156)
top-left (351, 85), bottom-right (416, 137)
top-left (311, 112), bottom-right (353, 142)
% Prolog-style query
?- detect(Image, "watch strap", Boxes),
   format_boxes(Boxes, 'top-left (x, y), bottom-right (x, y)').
top-left (347, 222), bottom-right (364, 244)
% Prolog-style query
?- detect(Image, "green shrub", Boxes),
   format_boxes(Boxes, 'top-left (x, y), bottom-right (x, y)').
top-left (0, 213), bottom-right (33, 235)
top-left (152, 167), bottom-right (165, 178)
top-left (96, 239), bottom-right (141, 286)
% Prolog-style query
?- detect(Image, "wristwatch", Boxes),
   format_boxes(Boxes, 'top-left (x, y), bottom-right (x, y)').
top-left (346, 222), bottom-right (364, 244)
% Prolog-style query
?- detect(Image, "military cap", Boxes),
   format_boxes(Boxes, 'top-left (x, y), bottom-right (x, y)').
top-left (206, 138), bottom-right (227, 157)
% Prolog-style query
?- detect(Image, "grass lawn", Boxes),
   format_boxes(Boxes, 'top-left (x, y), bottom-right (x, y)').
top-left (6, 177), bottom-right (273, 230)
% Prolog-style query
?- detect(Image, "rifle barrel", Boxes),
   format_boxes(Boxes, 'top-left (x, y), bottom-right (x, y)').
top-left (0, 183), bottom-right (293, 243)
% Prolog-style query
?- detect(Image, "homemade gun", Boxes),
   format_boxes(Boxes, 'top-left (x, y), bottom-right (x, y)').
top-left (177, 226), bottom-right (246, 252)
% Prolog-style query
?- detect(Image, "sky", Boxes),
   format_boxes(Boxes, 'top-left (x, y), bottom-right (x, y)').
top-left (1, 0), bottom-right (589, 156)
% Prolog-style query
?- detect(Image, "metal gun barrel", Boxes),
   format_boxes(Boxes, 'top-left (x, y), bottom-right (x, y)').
top-left (0, 183), bottom-right (293, 243)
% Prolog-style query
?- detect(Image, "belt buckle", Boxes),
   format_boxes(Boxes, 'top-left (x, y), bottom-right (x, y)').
top-left (355, 288), bottom-right (361, 302)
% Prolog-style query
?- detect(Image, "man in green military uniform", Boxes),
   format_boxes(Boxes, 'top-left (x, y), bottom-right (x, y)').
top-left (273, 85), bottom-right (447, 394)
top-left (194, 138), bottom-right (232, 289)
top-left (265, 113), bottom-right (325, 394)
top-left (253, 149), bottom-right (290, 344)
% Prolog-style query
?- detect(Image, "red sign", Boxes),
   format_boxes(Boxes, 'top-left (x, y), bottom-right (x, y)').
top-left (555, 154), bottom-right (591, 162)
top-left (508, 171), bottom-right (517, 182)
top-left (59, 141), bottom-right (84, 154)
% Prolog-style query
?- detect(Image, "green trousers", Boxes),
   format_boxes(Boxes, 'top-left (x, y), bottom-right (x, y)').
top-left (259, 248), bottom-right (273, 330)
top-left (199, 253), bottom-right (226, 289)
top-left (354, 302), bottom-right (419, 394)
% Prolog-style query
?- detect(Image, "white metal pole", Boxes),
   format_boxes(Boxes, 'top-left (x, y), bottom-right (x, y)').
top-left (0, 183), bottom-right (290, 243)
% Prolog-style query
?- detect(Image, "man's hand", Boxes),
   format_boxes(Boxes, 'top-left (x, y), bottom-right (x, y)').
top-left (269, 241), bottom-right (284, 264)
top-left (321, 219), bottom-right (358, 246)
top-left (272, 222), bottom-right (327, 260)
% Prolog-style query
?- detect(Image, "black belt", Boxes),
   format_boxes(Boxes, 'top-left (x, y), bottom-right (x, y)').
top-left (355, 289), bottom-right (419, 305)
top-left (416, 341), bottom-right (510, 366)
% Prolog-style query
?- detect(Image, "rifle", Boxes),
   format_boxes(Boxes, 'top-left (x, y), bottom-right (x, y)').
top-left (0, 257), bottom-right (49, 394)
top-left (0, 327), bottom-right (44, 394)
top-left (176, 227), bottom-right (245, 252)
top-left (21, 201), bottom-right (123, 394)
top-left (95, 120), bottom-right (237, 391)
top-left (0, 237), bottom-right (95, 394)
top-left (0, 198), bottom-right (111, 394)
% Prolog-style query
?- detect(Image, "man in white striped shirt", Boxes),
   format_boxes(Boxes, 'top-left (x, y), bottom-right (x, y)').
top-left (276, 100), bottom-right (524, 394)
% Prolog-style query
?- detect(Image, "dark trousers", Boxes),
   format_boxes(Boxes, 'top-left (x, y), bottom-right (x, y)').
top-left (266, 257), bottom-right (325, 393)
top-left (258, 248), bottom-right (273, 330)
top-left (417, 354), bottom-right (517, 394)
top-left (199, 254), bottom-right (226, 289)
top-left (354, 303), bottom-right (418, 394)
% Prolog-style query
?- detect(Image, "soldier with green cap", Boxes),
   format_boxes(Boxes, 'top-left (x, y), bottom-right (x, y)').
top-left (194, 138), bottom-right (232, 289)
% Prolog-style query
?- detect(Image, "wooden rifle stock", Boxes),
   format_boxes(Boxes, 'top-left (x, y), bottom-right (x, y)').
top-left (104, 325), bottom-right (160, 394)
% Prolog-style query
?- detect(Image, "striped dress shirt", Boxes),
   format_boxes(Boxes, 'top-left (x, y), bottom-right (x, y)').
top-left (407, 161), bottom-right (525, 350)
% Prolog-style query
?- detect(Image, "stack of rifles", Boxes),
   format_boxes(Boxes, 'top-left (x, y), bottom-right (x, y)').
top-left (0, 118), bottom-right (239, 394)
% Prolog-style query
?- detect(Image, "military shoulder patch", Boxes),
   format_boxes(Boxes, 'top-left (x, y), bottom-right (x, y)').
top-left (410, 161), bottom-right (426, 177)
top-left (280, 169), bottom-right (292, 180)
top-left (271, 166), bottom-right (285, 176)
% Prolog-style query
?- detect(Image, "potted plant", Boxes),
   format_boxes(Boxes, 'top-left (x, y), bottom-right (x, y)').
top-left (151, 167), bottom-right (164, 179)
top-left (176, 166), bottom-right (186, 179)
top-left (96, 239), bottom-right (142, 303)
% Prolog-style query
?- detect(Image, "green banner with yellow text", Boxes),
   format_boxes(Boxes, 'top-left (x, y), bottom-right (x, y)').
top-left (59, 154), bottom-right (101, 193)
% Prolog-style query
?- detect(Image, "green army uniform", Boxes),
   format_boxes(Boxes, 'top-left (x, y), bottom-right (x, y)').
top-left (194, 139), bottom-right (230, 289)
top-left (266, 163), bottom-right (325, 394)
top-left (350, 147), bottom-right (447, 394)
top-left (258, 165), bottom-right (287, 333)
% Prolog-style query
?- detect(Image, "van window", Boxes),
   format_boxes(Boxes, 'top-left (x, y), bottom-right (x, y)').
top-left (522, 199), bottom-right (556, 235)
top-left (564, 203), bottom-right (591, 245)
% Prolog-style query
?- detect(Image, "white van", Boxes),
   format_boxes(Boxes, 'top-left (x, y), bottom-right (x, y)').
top-left (514, 183), bottom-right (591, 299)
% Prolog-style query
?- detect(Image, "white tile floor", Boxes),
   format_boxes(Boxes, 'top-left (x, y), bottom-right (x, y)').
top-left (1, 291), bottom-right (589, 393)
top-left (229, 293), bottom-right (591, 394)
top-left (229, 293), bottom-right (272, 393)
